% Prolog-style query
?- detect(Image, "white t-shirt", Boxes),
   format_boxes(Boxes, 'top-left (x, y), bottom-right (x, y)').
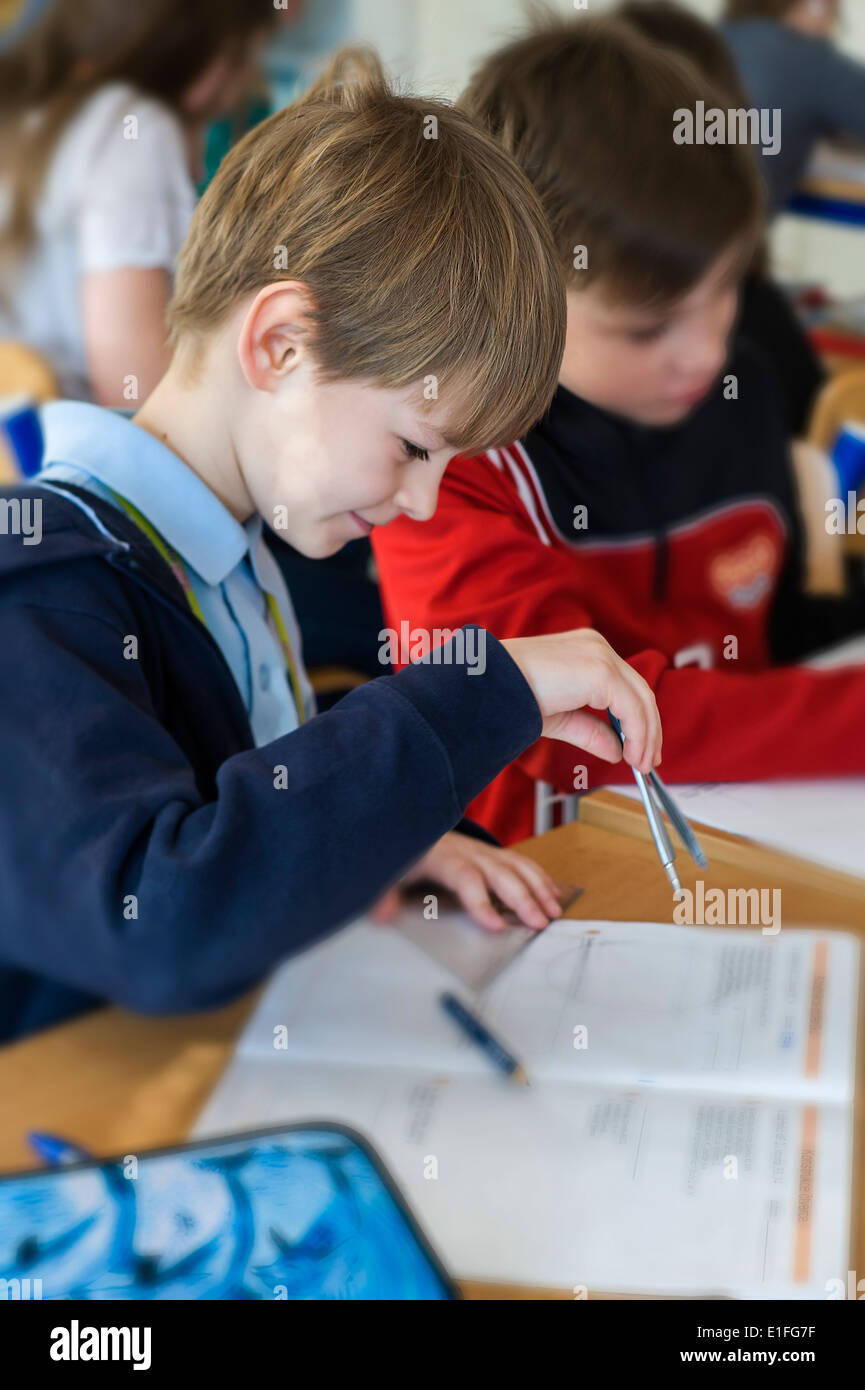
top-left (0, 83), bottom-right (197, 401)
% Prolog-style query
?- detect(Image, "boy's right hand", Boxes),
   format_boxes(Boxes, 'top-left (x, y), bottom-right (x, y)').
top-left (501, 629), bottom-right (662, 775)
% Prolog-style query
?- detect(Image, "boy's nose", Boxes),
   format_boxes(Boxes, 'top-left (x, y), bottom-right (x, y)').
top-left (678, 336), bottom-right (726, 384)
top-left (393, 472), bottom-right (441, 522)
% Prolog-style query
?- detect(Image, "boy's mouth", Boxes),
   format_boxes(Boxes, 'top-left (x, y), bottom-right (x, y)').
top-left (348, 511), bottom-right (375, 536)
top-left (668, 378), bottom-right (714, 409)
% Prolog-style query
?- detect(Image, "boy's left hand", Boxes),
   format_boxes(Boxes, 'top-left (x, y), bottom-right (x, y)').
top-left (369, 831), bottom-right (563, 933)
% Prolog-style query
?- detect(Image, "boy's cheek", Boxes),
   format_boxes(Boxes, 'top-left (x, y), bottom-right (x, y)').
top-left (587, 356), bottom-right (660, 416)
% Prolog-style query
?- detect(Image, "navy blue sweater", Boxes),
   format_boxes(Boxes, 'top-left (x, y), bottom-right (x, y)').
top-left (0, 482), bottom-right (541, 1041)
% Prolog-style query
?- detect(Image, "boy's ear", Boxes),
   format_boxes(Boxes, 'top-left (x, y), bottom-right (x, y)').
top-left (237, 282), bottom-right (316, 391)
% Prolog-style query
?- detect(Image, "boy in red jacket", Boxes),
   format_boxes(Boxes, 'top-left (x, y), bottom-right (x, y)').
top-left (373, 15), bottom-right (865, 844)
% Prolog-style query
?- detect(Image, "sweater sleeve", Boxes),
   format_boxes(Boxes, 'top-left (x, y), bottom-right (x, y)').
top-left (373, 453), bottom-right (865, 797)
top-left (0, 596), bottom-right (540, 1015)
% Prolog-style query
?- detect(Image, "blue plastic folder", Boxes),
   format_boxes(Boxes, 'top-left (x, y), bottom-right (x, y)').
top-left (0, 1123), bottom-right (456, 1300)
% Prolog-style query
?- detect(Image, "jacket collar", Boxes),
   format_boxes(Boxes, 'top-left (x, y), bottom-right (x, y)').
top-left (40, 401), bottom-right (252, 586)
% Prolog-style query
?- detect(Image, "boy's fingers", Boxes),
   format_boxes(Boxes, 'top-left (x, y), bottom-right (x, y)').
top-left (369, 886), bottom-right (402, 924)
top-left (450, 865), bottom-right (506, 932)
top-left (609, 682), bottom-right (649, 770)
top-left (545, 708), bottom-right (623, 763)
top-left (500, 854), bottom-right (562, 918)
top-left (482, 863), bottom-right (549, 930)
top-left (609, 672), bottom-right (661, 773)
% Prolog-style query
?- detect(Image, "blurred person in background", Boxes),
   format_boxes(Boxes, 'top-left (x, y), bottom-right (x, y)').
top-left (0, 0), bottom-right (276, 405)
top-left (618, 0), bottom-right (825, 435)
top-left (0, 0), bottom-right (381, 688)
top-left (722, 0), bottom-right (865, 215)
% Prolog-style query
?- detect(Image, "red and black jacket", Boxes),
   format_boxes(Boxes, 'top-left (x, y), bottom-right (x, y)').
top-left (374, 342), bottom-right (865, 843)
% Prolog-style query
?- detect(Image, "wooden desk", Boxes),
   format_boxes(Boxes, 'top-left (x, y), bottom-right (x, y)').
top-left (2, 809), bottom-right (862, 1300)
top-left (579, 789), bottom-right (865, 921)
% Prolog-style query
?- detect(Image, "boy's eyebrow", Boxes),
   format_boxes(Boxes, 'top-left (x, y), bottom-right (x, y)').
top-left (411, 423), bottom-right (456, 451)
top-left (610, 309), bottom-right (671, 329)
top-left (599, 292), bottom-right (674, 326)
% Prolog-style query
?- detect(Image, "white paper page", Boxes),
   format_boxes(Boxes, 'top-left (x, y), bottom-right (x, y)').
top-left (230, 920), bottom-right (503, 1077)
top-left (479, 921), bottom-right (859, 1103)
top-left (215, 919), bottom-right (858, 1103)
top-left (195, 1061), bottom-right (852, 1297)
top-left (606, 779), bottom-right (865, 880)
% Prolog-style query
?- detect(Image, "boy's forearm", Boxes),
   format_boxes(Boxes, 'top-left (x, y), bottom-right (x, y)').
top-left (0, 611), bottom-right (540, 1015)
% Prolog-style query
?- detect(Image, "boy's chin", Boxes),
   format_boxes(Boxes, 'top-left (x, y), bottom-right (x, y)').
top-left (587, 390), bottom-right (700, 429)
top-left (294, 536), bottom-right (346, 560)
top-left (628, 397), bottom-right (700, 428)
top-left (295, 522), bottom-right (356, 560)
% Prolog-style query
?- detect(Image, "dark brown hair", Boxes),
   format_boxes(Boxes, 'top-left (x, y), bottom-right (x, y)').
top-left (169, 48), bottom-right (566, 454)
top-left (616, 1), bottom-right (769, 276)
top-left (617, 1), bottom-right (749, 102)
top-left (460, 14), bottom-right (765, 308)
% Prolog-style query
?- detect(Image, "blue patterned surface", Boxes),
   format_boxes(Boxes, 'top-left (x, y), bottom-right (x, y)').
top-left (0, 1128), bottom-right (452, 1300)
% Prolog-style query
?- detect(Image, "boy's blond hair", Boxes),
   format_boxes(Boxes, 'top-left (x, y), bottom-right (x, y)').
top-left (169, 49), bottom-right (565, 453)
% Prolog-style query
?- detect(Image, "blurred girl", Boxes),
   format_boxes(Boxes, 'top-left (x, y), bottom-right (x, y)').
top-left (0, 0), bottom-right (276, 403)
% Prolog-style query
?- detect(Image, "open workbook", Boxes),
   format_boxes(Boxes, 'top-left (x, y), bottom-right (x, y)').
top-left (195, 917), bottom-right (860, 1298)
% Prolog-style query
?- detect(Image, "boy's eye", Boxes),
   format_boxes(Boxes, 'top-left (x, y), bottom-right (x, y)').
top-left (401, 438), bottom-right (430, 462)
top-left (627, 324), bottom-right (667, 345)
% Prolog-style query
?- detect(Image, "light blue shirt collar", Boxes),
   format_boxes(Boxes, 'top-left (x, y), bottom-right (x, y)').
top-left (40, 401), bottom-right (254, 587)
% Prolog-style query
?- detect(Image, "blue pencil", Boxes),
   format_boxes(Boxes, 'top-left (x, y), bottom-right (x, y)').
top-left (440, 992), bottom-right (529, 1085)
top-left (28, 1131), bottom-right (94, 1166)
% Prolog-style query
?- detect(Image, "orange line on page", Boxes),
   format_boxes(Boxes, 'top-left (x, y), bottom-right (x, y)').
top-left (793, 1106), bottom-right (818, 1283)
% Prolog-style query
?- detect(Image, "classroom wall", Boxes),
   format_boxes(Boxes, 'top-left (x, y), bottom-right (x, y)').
top-left (410, 0), bottom-right (865, 97)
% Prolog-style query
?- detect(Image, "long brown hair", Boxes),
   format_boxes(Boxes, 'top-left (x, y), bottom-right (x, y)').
top-left (0, 0), bottom-right (275, 256)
